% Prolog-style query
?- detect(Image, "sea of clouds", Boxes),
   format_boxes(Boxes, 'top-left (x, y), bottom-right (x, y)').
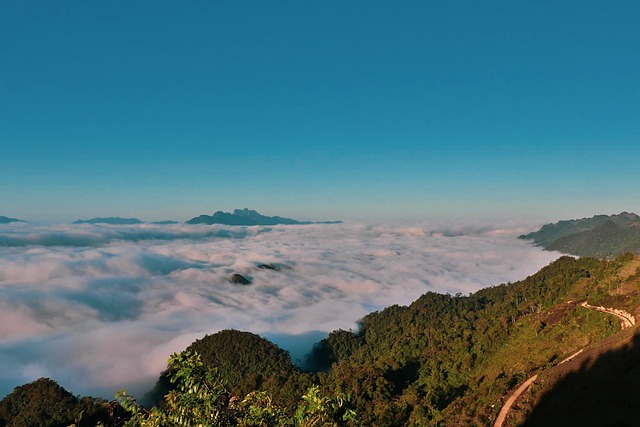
top-left (0, 221), bottom-right (562, 400)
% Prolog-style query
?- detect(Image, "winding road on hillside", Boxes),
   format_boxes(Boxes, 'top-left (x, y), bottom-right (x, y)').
top-left (492, 303), bottom-right (636, 427)
top-left (492, 375), bottom-right (538, 427)
top-left (579, 302), bottom-right (636, 329)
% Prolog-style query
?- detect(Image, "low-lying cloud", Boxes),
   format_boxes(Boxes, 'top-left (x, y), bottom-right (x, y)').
top-left (0, 221), bottom-right (561, 400)
top-left (0, 223), bottom-right (257, 247)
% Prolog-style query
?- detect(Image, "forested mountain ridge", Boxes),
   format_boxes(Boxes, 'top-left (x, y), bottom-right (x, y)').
top-left (0, 378), bottom-right (120, 427)
top-left (2, 254), bottom-right (639, 426)
top-left (520, 212), bottom-right (640, 257)
top-left (309, 254), bottom-right (640, 425)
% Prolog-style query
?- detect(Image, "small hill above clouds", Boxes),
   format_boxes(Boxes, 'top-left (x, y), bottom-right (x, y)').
top-left (73, 217), bottom-right (144, 225)
top-left (146, 329), bottom-right (312, 409)
top-left (185, 208), bottom-right (342, 226)
top-left (520, 212), bottom-right (640, 257)
top-left (0, 215), bottom-right (25, 224)
top-left (0, 378), bottom-right (113, 426)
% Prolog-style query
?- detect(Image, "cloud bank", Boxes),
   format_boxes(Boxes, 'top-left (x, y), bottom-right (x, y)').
top-left (0, 221), bottom-right (561, 399)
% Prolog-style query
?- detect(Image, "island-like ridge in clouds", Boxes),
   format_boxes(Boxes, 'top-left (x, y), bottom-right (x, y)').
top-left (73, 217), bottom-right (144, 225)
top-left (185, 208), bottom-right (342, 226)
top-left (70, 209), bottom-right (338, 226)
top-left (73, 218), bottom-right (179, 225)
top-left (0, 216), bottom-right (25, 224)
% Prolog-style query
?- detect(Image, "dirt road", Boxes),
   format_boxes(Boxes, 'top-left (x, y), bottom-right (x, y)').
top-left (492, 300), bottom-right (635, 426)
top-left (580, 302), bottom-right (636, 329)
top-left (492, 349), bottom-right (583, 427)
top-left (492, 375), bottom-right (538, 427)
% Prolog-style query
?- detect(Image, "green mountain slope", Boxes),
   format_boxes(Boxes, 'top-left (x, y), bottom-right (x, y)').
top-left (311, 255), bottom-right (637, 426)
top-left (520, 212), bottom-right (640, 257)
top-left (185, 330), bottom-right (315, 408)
top-left (520, 215), bottom-right (612, 246)
top-left (546, 220), bottom-right (640, 258)
top-left (0, 378), bottom-right (114, 427)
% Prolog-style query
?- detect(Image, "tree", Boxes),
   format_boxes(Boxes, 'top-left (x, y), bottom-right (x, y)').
top-left (117, 351), bottom-right (355, 427)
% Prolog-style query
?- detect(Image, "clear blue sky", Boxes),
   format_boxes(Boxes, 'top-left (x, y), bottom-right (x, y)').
top-left (1, 1), bottom-right (639, 223)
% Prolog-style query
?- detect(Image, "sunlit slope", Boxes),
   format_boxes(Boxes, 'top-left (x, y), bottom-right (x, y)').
top-left (310, 254), bottom-right (640, 426)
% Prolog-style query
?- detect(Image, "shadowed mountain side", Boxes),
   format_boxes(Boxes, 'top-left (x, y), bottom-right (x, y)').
top-left (520, 212), bottom-right (640, 247)
top-left (520, 215), bottom-right (612, 246)
top-left (546, 220), bottom-right (640, 258)
top-left (520, 212), bottom-right (640, 257)
top-left (517, 329), bottom-right (640, 427)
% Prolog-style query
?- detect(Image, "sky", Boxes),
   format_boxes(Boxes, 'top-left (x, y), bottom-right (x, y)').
top-left (1, 1), bottom-right (639, 223)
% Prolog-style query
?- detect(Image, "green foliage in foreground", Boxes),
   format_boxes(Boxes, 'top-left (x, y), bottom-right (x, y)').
top-left (116, 351), bottom-right (356, 427)
top-left (185, 330), bottom-right (315, 409)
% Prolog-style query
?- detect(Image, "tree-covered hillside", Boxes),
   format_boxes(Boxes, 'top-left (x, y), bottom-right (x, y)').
top-left (0, 378), bottom-right (116, 427)
top-left (186, 330), bottom-right (315, 408)
top-left (310, 255), bottom-right (633, 425)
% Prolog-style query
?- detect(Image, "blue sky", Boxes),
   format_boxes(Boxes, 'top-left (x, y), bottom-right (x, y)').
top-left (1, 1), bottom-right (639, 223)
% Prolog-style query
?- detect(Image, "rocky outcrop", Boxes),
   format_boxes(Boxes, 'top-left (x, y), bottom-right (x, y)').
top-left (230, 274), bottom-right (251, 285)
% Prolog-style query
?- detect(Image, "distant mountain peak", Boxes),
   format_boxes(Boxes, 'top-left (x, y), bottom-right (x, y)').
top-left (233, 208), bottom-right (259, 217)
top-left (614, 211), bottom-right (640, 221)
top-left (185, 209), bottom-right (342, 226)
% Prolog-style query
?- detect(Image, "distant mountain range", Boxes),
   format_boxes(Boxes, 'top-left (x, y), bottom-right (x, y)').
top-left (73, 217), bottom-right (179, 225)
top-left (0, 215), bottom-right (25, 224)
top-left (73, 217), bottom-right (144, 225)
top-left (70, 210), bottom-right (340, 227)
top-left (185, 208), bottom-right (342, 226)
top-left (520, 212), bottom-right (640, 257)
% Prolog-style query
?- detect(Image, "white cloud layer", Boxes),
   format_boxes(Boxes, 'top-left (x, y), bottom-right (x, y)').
top-left (0, 221), bottom-right (561, 399)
